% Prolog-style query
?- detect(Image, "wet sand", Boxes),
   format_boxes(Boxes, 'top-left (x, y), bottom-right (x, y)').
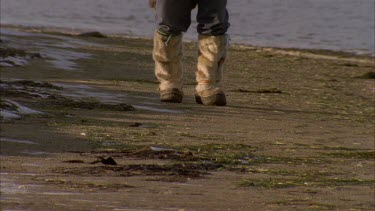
top-left (0, 28), bottom-right (374, 210)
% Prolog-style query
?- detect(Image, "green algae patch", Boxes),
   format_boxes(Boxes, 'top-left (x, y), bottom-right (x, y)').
top-left (272, 199), bottom-right (336, 210)
top-left (323, 151), bottom-right (375, 160)
top-left (89, 144), bottom-right (257, 165)
top-left (240, 177), bottom-right (375, 189)
top-left (183, 144), bottom-right (257, 165)
top-left (0, 46), bottom-right (41, 63)
top-left (85, 143), bottom-right (335, 175)
top-left (1, 80), bottom-right (62, 90)
top-left (240, 179), bottom-right (298, 188)
top-left (247, 169), bottom-right (339, 178)
top-left (47, 98), bottom-right (135, 111)
top-left (0, 47), bottom-right (28, 58)
top-left (355, 71), bottom-right (375, 79)
top-left (58, 162), bottom-right (222, 182)
top-left (0, 99), bottom-right (18, 110)
top-left (0, 46), bottom-right (42, 67)
top-left (246, 155), bottom-right (330, 165)
top-left (232, 88), bottom-right (283, 94)
top-left (86, 143), bottom-right (333, 169)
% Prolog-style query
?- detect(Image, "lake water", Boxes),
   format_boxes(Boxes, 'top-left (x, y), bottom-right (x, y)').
top-left (1, 0), bottom-right (374, 55)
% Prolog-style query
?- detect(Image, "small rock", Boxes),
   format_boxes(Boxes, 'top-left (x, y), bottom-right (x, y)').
top-left (63, 160), bottom-right (85, 164)
top-left (129, 122), bottom-right (142, 127)
top-left (78, 31), bottom-right (106, 38)
top-left (356, 71), bottom-right (375, 79)
top-left (99, 157), bottom-right (117, 165)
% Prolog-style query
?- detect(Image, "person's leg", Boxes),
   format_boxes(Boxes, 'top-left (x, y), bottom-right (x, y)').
top-left (195, 0), bottom-right (230, 106)
top-left (153, 0), bottom-right (196, 103)
top-left (156, 0), bottom-right (196, 36)
top-left (196, 0), bottom-right (229, 36)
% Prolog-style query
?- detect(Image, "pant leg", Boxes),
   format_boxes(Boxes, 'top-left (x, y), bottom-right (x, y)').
top-left (195, 1), bottom-right (229, 95)
top-left (196, 0), bottom-right (230, 35)
top-left (153, 32), bottom-right (184, 91)
top-left (156, 0), bottom-right (197, 35)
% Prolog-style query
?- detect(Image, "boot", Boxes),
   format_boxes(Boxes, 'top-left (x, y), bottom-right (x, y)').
top-left (153, 32), bottom-right (184, 103)
top-left (195, 34), bottom-right (228, 106)
top-left (160, 88), bottom-right (183, 103)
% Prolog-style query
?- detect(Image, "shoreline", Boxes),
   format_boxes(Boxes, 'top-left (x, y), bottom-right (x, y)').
top-left (2, 24), bottom-right (374, 60)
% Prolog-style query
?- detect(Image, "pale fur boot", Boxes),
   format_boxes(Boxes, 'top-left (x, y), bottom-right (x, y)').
top-left (153, 32), bottom-right (184, 103)
top-left (195, 34), bottom-right (228, 106)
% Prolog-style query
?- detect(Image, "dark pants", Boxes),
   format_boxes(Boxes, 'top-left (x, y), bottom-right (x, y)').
top-left (155, 0), bottom-right (230, 36)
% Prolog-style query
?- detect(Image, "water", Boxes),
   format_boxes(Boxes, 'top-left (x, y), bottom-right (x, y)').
top-left (1, 0), bottom-right (374, 55)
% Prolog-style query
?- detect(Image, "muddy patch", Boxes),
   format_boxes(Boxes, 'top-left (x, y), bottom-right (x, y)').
top-left (56, 145), bottom-right (255, 181)
top-left (49, 98), bottom-right (135, 111)
top-left (0, 46), bottom-right (41, 67)
top-left (0, 99), bottom-right (44, 120)
top-left (355, 71), bottom-right (375, 79)
top-left (1, 79), bottom-right (183, 115)
top-left (91, 144), bottom-right (258, 164)
top-left (55, 144), bottom-right (264, 181)
top-left (58, 163), bottom-right (220, 181)
top-left (1, 28), bottom-right (97, 70)
top-left (58, 143), bottom-right (375, 188)
top-left (0, 79), bottom-right (61, 99)
top-left (78, 31), bottom-right (107, 38)
top-left (53, 83), bottom-right (183, 114)
top-left (231, 88), bottom-right (284, 94)
top-left (0, 79), bottom-right (135, 113)
top-left (1, 80), bottom-right (62, 89)
top-left (56, 149), bottom-right (224, 182)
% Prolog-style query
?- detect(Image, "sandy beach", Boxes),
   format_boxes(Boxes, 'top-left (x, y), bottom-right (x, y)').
top-left (0, 27), bottom-right (374, 210)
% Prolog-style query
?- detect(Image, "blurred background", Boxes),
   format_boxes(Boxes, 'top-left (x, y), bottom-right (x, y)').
top-left (1, 0), bottom-right (374, 55)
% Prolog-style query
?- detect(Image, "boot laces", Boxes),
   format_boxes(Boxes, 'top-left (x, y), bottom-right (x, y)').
top-left (165, 34), bottom-right (172, 47)
top-left (225, 34), bottom-right (231, 47)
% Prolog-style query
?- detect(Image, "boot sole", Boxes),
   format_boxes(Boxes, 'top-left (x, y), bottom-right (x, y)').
top-left (160, 89), bottom-right (183, 103)
top-left (195, 94), bottom-right (227, 106)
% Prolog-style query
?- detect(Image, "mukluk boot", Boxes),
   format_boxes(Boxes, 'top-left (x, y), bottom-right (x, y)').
top-left (195, 34), bottom-right (228, 106)
top-left (153, 31), bottom-right (184, 103)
